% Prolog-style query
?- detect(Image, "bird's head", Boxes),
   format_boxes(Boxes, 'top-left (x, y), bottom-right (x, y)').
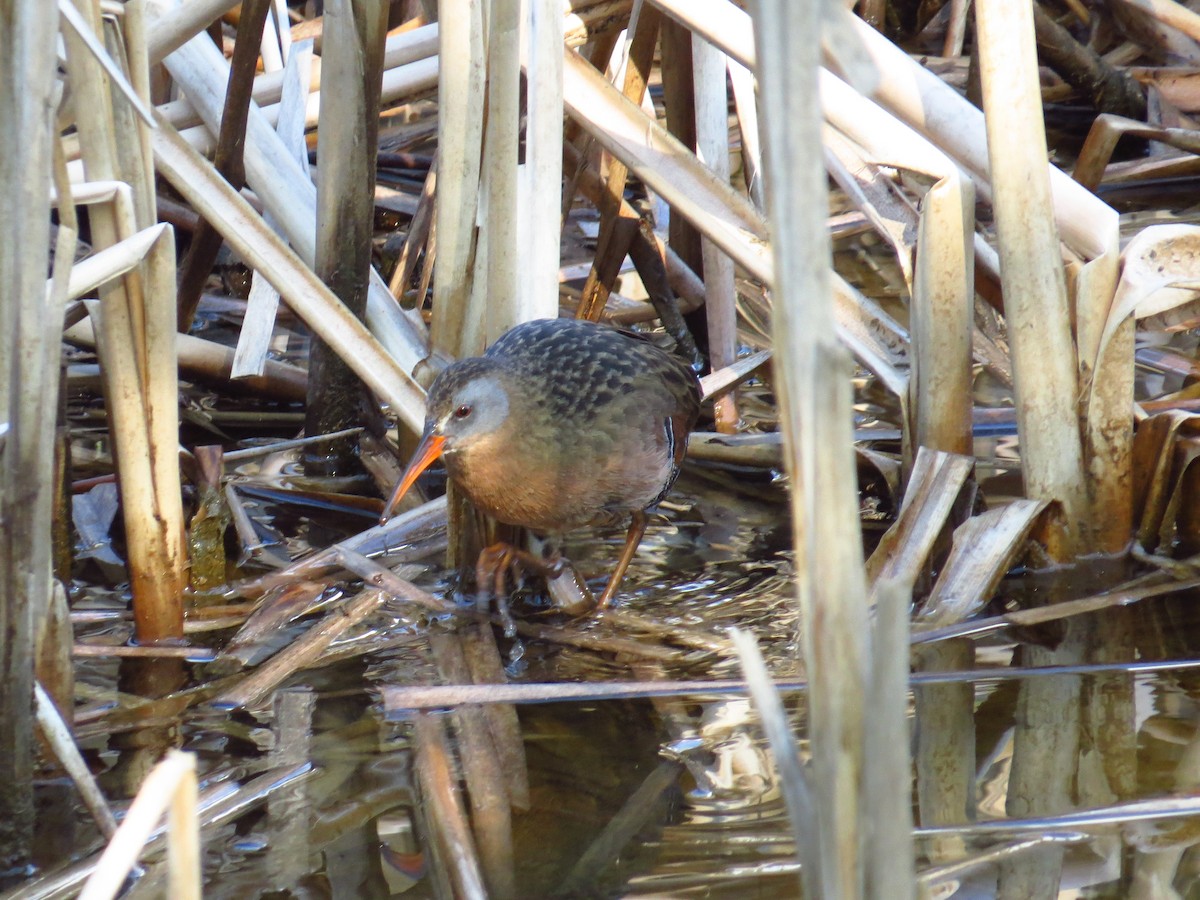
top-left (379, 359), bottom-right (512, 523)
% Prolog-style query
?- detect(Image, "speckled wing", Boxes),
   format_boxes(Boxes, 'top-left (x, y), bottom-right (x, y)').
top-left (487, 319), bottom-right (701, 523)
top-left (486, 318), bottom-right (701, 435)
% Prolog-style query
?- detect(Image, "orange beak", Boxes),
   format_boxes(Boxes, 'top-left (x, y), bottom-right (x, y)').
top-left (379, 432), bottom-right (447, 524)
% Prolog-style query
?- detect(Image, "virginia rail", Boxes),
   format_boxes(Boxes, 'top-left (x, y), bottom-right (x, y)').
top-left (380, 317), bottom-right (702, 607)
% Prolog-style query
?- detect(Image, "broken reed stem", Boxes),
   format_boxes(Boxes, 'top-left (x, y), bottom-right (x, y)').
top-left (975, 9), bottom-right (1090, 898)
top-left (575, 8), bottom-right (659, 323)
top-left (215, 589), bottom-right (387, 708)
top-left (78, 751), bottom-right (200, 900)
top-left (819, 72), bottom-right (975, 458)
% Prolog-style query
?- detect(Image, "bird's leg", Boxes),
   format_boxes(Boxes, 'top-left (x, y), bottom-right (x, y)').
top-left (475, 543), bottom-right (517, 635)
top-left (596, 510), bottom-right (648, 609)
top-left (475, 542), bottom-right (573, 626)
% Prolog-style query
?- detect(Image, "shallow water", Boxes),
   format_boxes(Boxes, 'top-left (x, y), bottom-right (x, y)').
top-left (39, 452), bottom-right (1200, 899)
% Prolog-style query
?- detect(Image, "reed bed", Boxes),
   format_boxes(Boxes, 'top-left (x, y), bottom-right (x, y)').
top-left (11, 0), bottom-right (1200, 896)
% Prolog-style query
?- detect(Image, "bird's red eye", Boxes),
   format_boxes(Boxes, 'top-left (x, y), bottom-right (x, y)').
top-left (453, 404), bottom-right (472, 419)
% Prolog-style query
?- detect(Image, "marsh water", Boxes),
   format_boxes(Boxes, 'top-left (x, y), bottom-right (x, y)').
top-left (26, 433), bottom-right (1200, 899)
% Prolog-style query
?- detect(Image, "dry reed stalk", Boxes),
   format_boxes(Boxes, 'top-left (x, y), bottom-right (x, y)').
top-left (866, 448), bottom-right (973, 591)
top-left (480, 0), bottom-right (521, 340)
top-left (823, 131), bottom-right (917, 292)
top-left (912, 637), bottom-right (973, 864)
top-left (730, 629), bottom-right (817, 898)
top-left (1073, 116), bottom-right (1200, 191)
top-left (459, 625), bottom-right (531, 809)
top-left (383, 655), bottom-right (1200, 709)
top-left (260, 0), bottom-right (289, 70)
top-left (34, 683), bottom-right (118, 841)
top-left (42, 142), bottom-right (83, 716)
top-left (7, 764), bottom-right (312, 898)
top-left (692, 33), bottom-right (739, 432)
top-left (411, 712), bottom-right (489, 899)
top-left (650, 0), bottom-right (752, 68)
top-left (232, 39), bottom-right (312, 378)
top-left (175, 0), bottom-right (272, 330)
top-left (64, 3), bottom-right (188, 642)
top-left (562, 52), bottom-right (907, 393)
top-left (728, 58), bottom-right (763, 209)
top-left (387, 154), bottom-right (437, 303)
top-left (65, 318), bottom-right (309, 401)
top-left (659, 18), bottom-right (703, 275)
top-left (635, 4), bottom-right (949, 400)
top-left (72, 644), bottom-right (217, 661)
top-left (575, 5), bottom-right (660, 323)
top-left (428, 634), bottom-right (517, 899)
top-left (521, 0), bottom-right (567, 320)
top-left (167, 755), bottom-right (201, 900)
top-left (822, 73), bottom-right (974, 455)
top-left (753, 0), bottom-right (871, 895)
top-left (431, 0), bottom-right (486, 356)
top-left (1114, 0), bottom-right (1200, 44)
top-left (865, 578), bottom-right (916, 900)
top-left (151, 119), bottom-right (427, 432)
top-left (101, 9), bottom-right (157, 227)
top-left (156, 31), bottom-right (431, 380)
top-left (846, 16), bottom-right (1130, 553)
top-left (977, 0), bottom-right (1088, 556)
top-left (0, 0), bottom-right (60, 867)
top-left (57, 2), bottom-right (157, 128)
top-left (909, 496), bottom-right (1046, 860)
top-left (120, 52), bottom-right (440, 162)
top-left (146, 0), bottom-right (239, 62)
top-left (306, 0), bottom-right (389, 473)
top-left (215, 589), bottom-right (387, 708)
top-left (78, 751), bottom-right (200, 900)
top-left (563, 47), bottom-right (766, 271)
top-left (916, 500), bottom-right (1049, 631)
top-left (943, 0), bottom-right (970, 56)
top-left (420, 15), bottom-right (533, 883)
top-left (882, 456), bottom-right (982, 862)
top-left (975, 5), bottom-right (1091, 894)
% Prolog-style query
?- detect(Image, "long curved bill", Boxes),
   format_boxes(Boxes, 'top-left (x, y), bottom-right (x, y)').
top-left (379, 433), bottom-right (446, 524)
